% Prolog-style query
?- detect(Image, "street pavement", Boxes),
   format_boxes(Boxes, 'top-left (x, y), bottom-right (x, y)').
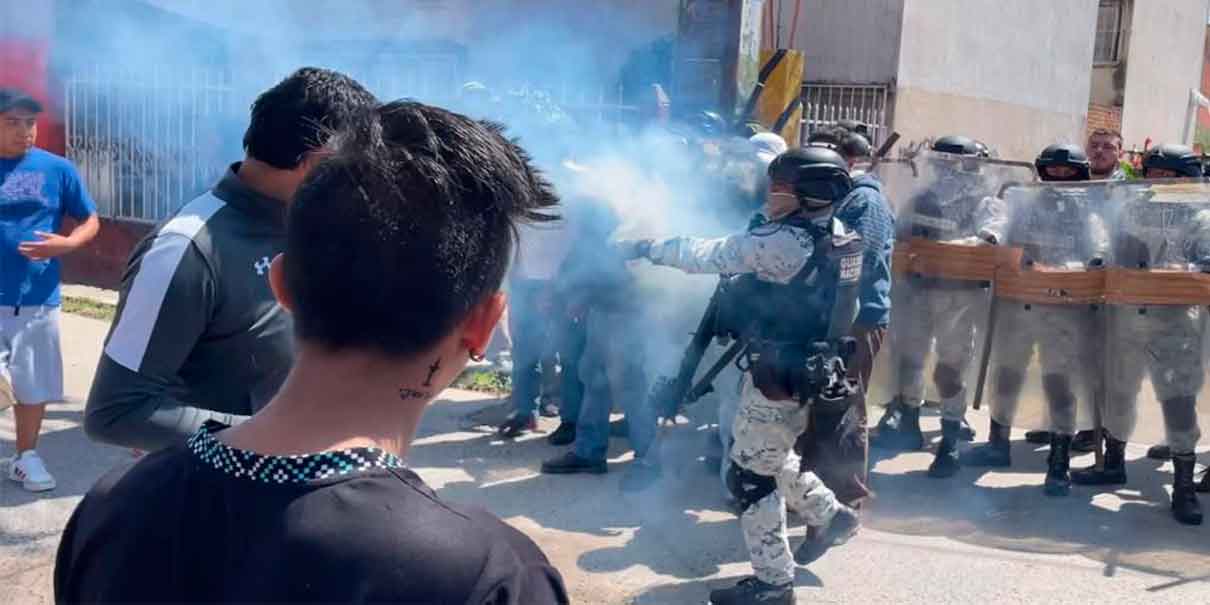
top-left (2, 311), bottom-right (1209, 604)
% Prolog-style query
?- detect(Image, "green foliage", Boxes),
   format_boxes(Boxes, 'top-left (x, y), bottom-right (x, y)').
top-left (452, 368), bottom-right (512, 394)
top-left (62, 296), bottom-right (116, 322)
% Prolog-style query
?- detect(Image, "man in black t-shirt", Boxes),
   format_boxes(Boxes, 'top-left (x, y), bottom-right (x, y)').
top-left (55, 101), bottom-right (568, 604)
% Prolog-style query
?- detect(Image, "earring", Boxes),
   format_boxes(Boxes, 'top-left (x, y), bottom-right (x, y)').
top-left (469, 350), bottom-right (486, 362)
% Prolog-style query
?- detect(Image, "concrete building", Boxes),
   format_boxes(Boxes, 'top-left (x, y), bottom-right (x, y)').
top-left (773, 0), bottom-right (1209, 160)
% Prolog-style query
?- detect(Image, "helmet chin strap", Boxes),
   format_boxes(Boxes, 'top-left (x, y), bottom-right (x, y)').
top-left (801, 196), bottom-right (834, 211)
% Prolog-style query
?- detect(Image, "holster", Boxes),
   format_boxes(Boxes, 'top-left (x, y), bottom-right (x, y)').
top-left (749, 343), bottom-right (805, 402)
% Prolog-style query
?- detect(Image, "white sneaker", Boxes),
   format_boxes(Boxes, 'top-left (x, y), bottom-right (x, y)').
top-left (8, 450), bottom-right (56, 492)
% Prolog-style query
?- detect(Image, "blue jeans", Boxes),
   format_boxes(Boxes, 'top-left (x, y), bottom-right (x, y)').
top-left (557, 314), bottom-right (587, 425)
top-left (509, 279), bottom-right (550, 417)
top-left (573, 307), bottom-right (656, 462)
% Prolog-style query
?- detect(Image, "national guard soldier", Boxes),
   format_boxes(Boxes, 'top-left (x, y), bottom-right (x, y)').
top-left (962, 144), bottom-right (1109, 497)
top-left (1076, 144), bottom-right (1208, 525)
top-left (872, 136), bottom-right (1008, 476)
top-left (617, 147), bottom-right (864, 605)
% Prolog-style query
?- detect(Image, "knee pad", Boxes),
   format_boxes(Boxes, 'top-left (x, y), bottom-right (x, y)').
top-left (933, 364), bottom-right (964, 399)
top-left (1040, 374), bottom-right (1075, 407)
top-left (995, 366), bottom-right (1025, 397)
top-left (726, 464), bottom-right (778, 513)
top-left (1161, 397), bottom-right (1199, 434)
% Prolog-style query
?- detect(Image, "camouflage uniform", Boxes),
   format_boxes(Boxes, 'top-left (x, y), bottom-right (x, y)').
top-left (892, 175), bottom-right (992, 420)
top-left (731, 373), bottom-right (839, 585)
top-left (646, 213), bottom-right (849, 587)
top-left (977, 188), bottom-right (1110, 432)
top-left (1104, 202), bottom-right (1209, 454)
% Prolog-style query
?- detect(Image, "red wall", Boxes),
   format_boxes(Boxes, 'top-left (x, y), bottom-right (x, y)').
top-left (60, 217), bottom-right (153, 290)
top-left (1201, 26), bottom-right (1210, 131)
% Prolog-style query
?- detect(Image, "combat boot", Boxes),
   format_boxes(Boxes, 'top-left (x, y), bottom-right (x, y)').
top-left (928, 420), bottom-right (962, 478)
top-left (707, 577), bottom-right (793, 605)
top-left (1198, 467), bottom-right (1210, 494)
top-left (1072, 435), bottom-right (1127, 486)
top-left (1024, 430), bottom-right (1051, 445)
top-left (960, 419), bottom-right (1012, 467)
top-left (1172, 453), bottom-right (1203, 526)
top-left (1147, 444), bottom-right (1172, 460)
top-left (1044, 434), bottom-right (1072, 497)
top-left (1071, 430), bottom-right (1098, 453)
top-left (794, 504), bottom-right (861, 565)
top-left (871, 398), bottom-right (924, 451)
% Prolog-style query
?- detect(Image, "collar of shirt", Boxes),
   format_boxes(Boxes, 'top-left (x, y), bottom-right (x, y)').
top-left (212, 163), bottom-right (287, 229)
top-left (188, 420), bottom-right (407, 484)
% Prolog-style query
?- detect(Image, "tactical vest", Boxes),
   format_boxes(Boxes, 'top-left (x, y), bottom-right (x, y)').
top-left (714, 215), bottom-right (863, 345)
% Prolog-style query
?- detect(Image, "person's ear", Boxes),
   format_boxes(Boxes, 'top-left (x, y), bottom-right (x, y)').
top-left (460, 292), bottom-right (507, 360)
top-left (267, 254), bottom-right (294, 312)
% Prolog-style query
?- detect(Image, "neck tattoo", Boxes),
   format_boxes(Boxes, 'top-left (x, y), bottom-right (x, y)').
top-left (424, 357), bottom-right (441, 387)
top-left (399, 387), bottom-right (431, 401)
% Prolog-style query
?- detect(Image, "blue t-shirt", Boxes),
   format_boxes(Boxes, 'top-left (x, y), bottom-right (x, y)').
top-left (0, 148), bottom-right (97, 307)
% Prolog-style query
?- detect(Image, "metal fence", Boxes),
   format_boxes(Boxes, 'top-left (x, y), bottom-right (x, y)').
top-left (800, 82), bottom-right (892, 146)
top-left (65, 66), bottom-right (237, 223)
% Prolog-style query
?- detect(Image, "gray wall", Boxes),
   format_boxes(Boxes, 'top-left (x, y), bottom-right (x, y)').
top-left (771, 0), bottom-right (905, 84)
top-left (1119, 0), bottom-right (1209, 147)
top-left (892, 0), bottom-right (1099, 160)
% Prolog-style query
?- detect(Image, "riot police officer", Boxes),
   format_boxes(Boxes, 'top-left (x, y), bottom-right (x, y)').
top-left (963, 144), bottom-right (1109, 496)
top-left (1078, 144), bottom-right (1206, 525)
top-left (872, 135), bottom-right (989, 476)
top-left (618, 147), bottom-right (863, 605)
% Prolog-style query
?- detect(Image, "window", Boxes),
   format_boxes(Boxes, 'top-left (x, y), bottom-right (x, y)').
top-left (1094, 0), bottom-right (1124, 64)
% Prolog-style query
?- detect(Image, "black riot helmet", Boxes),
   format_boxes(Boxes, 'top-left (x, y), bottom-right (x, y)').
top-left (836, 119), bottom-right (871, 138)
top-left (768, 146), bottom-right (853, 208)
top-left (932, 135), bottom-right (982, 156)
top-left (1035, 143), bottom-right (1091, 182)
top-left (1142, 144), bottom-right (1204, 178)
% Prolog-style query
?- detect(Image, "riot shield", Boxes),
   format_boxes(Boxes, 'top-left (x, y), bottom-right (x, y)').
top-left (868, 153), bottom-right (1036, 412)
top-left (979, 182), bottom-right (1111, 434)
top-left (1100, 179), bottom-right (1210, 450)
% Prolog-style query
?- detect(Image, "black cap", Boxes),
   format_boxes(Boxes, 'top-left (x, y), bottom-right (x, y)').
top-left (0, 88), bottom-right (43, 114)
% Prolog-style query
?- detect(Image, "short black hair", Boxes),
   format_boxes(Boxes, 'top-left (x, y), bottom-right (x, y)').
top-left (286, 101), bottom-right (559, 356)
top-left (243, 67), bottom-right (377, 170)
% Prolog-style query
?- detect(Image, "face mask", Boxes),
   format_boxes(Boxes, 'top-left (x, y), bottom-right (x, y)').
top-left (764, 192), bottom-right (800, 220)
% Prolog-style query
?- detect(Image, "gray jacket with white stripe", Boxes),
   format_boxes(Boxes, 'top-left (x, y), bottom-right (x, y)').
top-left (85, 164), bottom-right (293, 450)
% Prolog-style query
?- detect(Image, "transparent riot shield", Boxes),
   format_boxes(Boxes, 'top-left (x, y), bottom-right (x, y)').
top-left (978, 182), bottom-right (1111, 435)
top-left (868, 152), bottom-right (1037, 414)
top-left (1100, 179), bottom-right (1210, 451)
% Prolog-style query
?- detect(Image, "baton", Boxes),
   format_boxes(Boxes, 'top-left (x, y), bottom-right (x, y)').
top-left (971, 278), bottom-right (999, 411)
top-left (868, 132), bottom-right (901, 171)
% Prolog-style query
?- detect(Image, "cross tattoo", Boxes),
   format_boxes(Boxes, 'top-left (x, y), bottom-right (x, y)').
top-left (423, 358), bottom-right (441, 387)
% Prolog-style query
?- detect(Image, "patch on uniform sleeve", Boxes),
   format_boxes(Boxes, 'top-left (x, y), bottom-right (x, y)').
top-left (839, 253), bottom-right (862, 284)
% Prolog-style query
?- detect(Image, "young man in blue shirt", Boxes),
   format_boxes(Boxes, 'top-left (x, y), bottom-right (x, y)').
top-left (0, 88), bottom-right (99, 492)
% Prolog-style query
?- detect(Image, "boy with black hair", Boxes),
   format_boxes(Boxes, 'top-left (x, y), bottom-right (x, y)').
top-left (55, 100), bottom-right (569, 603)
top-left (1, 87), bottom-right (100, 492)
top-left (86, 67), bottom-right (377, 451)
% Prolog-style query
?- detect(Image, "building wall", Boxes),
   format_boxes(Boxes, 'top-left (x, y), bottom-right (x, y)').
top-left (770, 0), bottom-right (904, 84)
top-left (1087, 102), bottom-right (1124, 138)
top-left (1119, 0), bottom-right (1209, 148)
top-left (892, 0), bottom-right (1098, 160)
top-left (1088, 0), bottom-right (1132, 107)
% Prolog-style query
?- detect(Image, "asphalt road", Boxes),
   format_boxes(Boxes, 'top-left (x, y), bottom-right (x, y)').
top-left (2, 312), bottom-right (1209, 604)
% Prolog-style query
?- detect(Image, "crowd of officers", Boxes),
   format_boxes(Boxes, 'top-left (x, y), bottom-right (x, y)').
top-left (494, 118), bottom-right (1210, 605)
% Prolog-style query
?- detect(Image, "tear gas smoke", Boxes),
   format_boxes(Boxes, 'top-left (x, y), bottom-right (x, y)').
top-left (33, 0), bottom-right (759, 385)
